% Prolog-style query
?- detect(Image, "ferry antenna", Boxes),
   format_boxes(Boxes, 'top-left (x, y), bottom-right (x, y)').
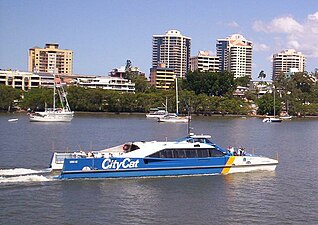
top-left (78, 144), bottom-right (83, 151)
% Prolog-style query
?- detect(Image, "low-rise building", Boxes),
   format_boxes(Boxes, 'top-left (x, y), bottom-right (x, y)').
top-left (150, 63), bottom-right (175, 90)
top-left (0, 69), bottom-right (135, 92)
top-left (190, 51), bottom-right (219, 72)
top-left (76, 76), bottom-right (135, 92)
top-left (0, 69), bottom-right (40, 90)
top-left (249, 80), bottom-right (273, 97)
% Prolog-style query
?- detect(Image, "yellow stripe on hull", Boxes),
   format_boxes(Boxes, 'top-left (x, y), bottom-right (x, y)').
top-left (222, 156), bottom-right (235, 174)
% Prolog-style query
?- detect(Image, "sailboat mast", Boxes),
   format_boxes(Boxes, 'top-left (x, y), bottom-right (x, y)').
top-left (53, 73), bottom-right (56, 110)
top-left (165, 97), bottom-right (168, 113)
top-left (176, 76), bottom-right (179, 115)
top-left (273, 85), bottom-right (276, 117)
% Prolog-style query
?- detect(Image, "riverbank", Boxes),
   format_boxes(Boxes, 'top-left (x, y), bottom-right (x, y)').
top-left (3, 110), bottom-right (318, 119)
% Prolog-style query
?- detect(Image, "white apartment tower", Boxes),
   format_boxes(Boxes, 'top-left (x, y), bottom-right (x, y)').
top-left (190, 51), bottom-right (219, 72)
top-left (216, 34), bottom-right (253, 79)
top-left (152, 30), bottom-right (191, 78)
top-left (272, 49), bottom-right (306, 80)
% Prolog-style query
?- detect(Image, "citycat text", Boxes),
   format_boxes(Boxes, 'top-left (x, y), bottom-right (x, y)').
top-left (102, 158), bottom-right (140, 170)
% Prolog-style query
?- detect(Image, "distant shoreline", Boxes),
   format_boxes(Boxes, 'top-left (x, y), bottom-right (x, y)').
top-left (2, 110), bottom-right (318, 118)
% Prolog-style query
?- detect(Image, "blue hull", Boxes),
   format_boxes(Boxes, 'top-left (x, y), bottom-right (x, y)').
top-left (59, 157), bottom-right (230, 179)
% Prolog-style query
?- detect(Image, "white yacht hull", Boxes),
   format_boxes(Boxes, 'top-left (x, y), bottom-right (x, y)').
top-left (263, 117), bottom-right (282, 123)
top-left (158, 116), bottom-right (190, 123)
top-left (30, 112), bottom-right (73, 122)
top-left (146, 114), bottom-right (168, 118)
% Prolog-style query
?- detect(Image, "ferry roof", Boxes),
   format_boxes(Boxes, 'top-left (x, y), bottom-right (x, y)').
top-left (98, 134), bottom-right (227, 158)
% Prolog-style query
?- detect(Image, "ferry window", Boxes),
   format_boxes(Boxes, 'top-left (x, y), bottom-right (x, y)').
top-left (130, 144), bottom-right (140, 151)
top-left (149, 148), bottom-right (215, 158)
top-left (124, 144), bottom-right (140, 153)
top-left (193, 138), bottom-right (205, 143)
top-left (209, 148), bottom-right (225, 157)
top-left (164, 149), bottom-right (173, 158)
top-left (197, 149), bottom-right (209, 158)
top-left (185, 149), bottom-right (197, 158)
top-left (159, 151), bottom-right (165, 158)
top-left (149, 152), bottom-right (160, 158)
top-left (174, 149), bottom-right (186, 158)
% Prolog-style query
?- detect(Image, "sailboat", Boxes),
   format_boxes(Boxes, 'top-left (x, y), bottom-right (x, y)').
top-left (29, 74), bottom-right (74, 122)
top-left (263, 85), bottom-right (282, 123)
top-left (280, 100), bottom-right (292, 120)
top-left (158, 76), bottom-right (189, 123)
top-left (146, 97), bottom-right (169, 118)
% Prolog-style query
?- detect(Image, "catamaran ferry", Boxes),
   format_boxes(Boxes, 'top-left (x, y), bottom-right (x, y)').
top-left (51, 133), bottom-right (278, 179)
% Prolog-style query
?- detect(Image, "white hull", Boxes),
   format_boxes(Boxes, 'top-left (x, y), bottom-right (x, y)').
top-left (8, 118), bottom-right (18, 122)
top-left (30, 112), bottom-right (73, 122)
top-left (280, 116), bottom-right (292, 120)
top-left (228, 164), bottom-right (277, 173)
top-left (146, 114), bottom-right (168, 118)
top-left (158, 116), bottom-right (189, 123)
top-left (263, 117), bottom-right (282, 123)
top-left (226, 155), bottom-right (278, 173)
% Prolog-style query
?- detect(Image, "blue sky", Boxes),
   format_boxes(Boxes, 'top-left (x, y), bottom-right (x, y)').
top-left (0, 0), bottom-right (317, 79)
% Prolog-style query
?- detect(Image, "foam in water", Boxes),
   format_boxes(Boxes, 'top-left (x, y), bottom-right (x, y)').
top-left (0, 168), bottom-right (54, 184)
top-left (0, 168), bottom-right (49, 176)
top-left (0, 175), bottom-right (52, 183)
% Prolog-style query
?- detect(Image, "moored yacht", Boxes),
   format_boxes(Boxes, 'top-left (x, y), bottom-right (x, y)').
top-left (146, 109), bottom-right (168, 118)
top-left (29, 74), bottom-right (74, 122)
top-left (263, 85), bottom-right (282, 123)
top-left (157, 77), bottom-right (189, 123)
top-left (158, 114), bottom-right (190, 123)
top-left (52, 133), bottom-right (278, 179)
top-left (262, 117), bottom-right (282, 123)
top-left (146, 98), bottom-right (169, 119)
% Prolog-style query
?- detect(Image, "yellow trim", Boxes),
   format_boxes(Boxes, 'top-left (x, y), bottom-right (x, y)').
top-left (222, 156), bottom-right (235, 174)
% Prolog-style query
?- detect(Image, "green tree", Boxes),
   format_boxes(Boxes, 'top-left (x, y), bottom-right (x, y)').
top-left (256, 93), bottom-right (281, 116)
top-left (183, 71), bottom-right (235, 96)
top-left (126, 72), bottom-right (150, 93)
top-left (0, 85), bottom-right (21, 111)
top-left (235, 76), bottom-right (251, 87)
top-left (274, 72), bottom-right (316, 116)
top-left (21, 88), bottom-right (52, 111)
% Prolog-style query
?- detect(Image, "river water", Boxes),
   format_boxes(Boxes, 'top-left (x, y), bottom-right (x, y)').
top-left (0, 113), bottom-right (317, 225)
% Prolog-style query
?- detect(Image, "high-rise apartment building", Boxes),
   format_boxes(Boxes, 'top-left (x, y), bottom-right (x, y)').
top-left (216, 34), bottom-right (252, 79)
top-left (190, 51), bottom-right (219, 72)
top-left (28, 43), bottom-right (73, 75)
top-left (152, 30), bottom-right (191, 78)
top-left (272, 49), bottom-right (306, 80)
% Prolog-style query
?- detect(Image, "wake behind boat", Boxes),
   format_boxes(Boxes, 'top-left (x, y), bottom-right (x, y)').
top-left (50, 133), bottom-right (278, 179)
top-left (29, 74), bottom-right (74, 122)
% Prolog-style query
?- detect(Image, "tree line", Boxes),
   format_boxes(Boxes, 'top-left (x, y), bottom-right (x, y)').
top-left (1, 70), bottom-right (318, 116)
top-left (251, 71), bottom-right (318, 116)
